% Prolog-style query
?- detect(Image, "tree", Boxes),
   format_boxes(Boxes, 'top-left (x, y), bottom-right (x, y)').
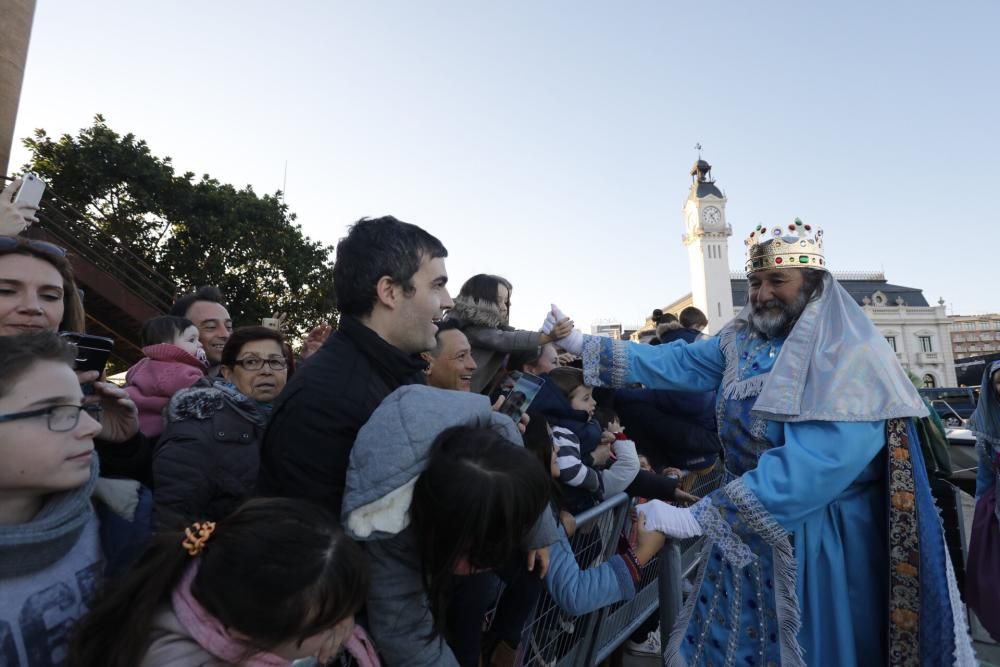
top-left (22, 115), bottom-right (336, 335)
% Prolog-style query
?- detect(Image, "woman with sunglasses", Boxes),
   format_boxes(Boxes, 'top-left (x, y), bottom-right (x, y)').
top-left (153, 326), bottom-right (289, 528)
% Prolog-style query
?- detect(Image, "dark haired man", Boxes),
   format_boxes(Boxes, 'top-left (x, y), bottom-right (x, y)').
top-left (169, 286), bottom-right (232, 367)
top-left (258, 216), bottom-right (452, 510)
top-left (423, 319), bottom-right (477, 392)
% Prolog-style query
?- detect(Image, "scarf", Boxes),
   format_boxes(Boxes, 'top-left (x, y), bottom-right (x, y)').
top-left (724, 272), bottom-right (928, 422)
top-left (969, 360), bottom-right (1000, 447)
top-left (172, 563), bottom-right (289, 667)
top-left (213, 379), bottom-right (272, 424)
top-left (0, 458), bottom-right (98, 578)
top-left (173, 563), bottom-right (381, 667)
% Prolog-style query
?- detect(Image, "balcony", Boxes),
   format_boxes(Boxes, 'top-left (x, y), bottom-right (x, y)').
top-left (917, 352), bottom-right (942, 365)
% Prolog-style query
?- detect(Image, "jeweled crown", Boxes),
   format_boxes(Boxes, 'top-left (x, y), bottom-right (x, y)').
top-left (744, 218), bottom-right (826, 275)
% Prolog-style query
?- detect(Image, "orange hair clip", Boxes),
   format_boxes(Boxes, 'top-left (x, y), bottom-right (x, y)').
top-left (182, 521), bottom-right (216, 556)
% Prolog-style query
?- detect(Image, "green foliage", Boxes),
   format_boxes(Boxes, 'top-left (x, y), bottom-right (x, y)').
top-left (22, 115), bottom-right (337, 335)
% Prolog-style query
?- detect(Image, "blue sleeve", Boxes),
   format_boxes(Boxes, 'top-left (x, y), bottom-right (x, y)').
top-left (543, 531), bottom-right (635, 616)
top-left (976, 439), bottom-right (996, 500)
top-left (582, 335), bottom-right (725, 391)
top-left (690, 421), bottom-right (885, 563)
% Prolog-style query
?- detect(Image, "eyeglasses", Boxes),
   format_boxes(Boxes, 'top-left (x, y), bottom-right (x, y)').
top-left (0, 404), bottom-right (102, 432)
top-left (233, 357), bottom-right (287, 371)
top-left (0, 236), bottom-right (67, 257)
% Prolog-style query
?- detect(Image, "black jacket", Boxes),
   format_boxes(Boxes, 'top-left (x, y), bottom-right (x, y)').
top-left (256, 316), bottom-right (428, 514)
top-left (152, 379), bottom-right (267, 529)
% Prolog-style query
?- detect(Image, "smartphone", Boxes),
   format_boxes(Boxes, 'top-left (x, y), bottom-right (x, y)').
top-left (261, 317), bottom-right (281, 331)
top-left (13, 172), bottom-right (46, 209)
top-left (498, 371), bottom-right (545, 423)
top-left (60, 332), bottom-right (114, 375)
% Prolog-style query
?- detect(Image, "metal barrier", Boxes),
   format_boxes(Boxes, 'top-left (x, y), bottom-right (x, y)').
top-left (516, 460), bottom-right (726, 666)
top-left (297, 462), bottom-right (726, 667)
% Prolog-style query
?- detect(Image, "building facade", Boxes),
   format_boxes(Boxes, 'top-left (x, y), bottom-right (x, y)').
top-left (949, 314), bottom-right (1000, 360)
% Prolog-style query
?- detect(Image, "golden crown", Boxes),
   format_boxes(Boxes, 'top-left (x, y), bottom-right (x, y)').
top-left (744, 218), bottom-right (826, 275)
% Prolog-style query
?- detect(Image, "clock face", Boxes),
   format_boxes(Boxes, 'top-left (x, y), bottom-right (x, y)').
top-left (703, 206), bottom-right (722, 226)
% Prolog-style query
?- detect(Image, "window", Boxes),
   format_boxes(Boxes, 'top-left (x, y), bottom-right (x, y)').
top-left (922, 374), bottom-right (936, 388)
top-left (885, 336), bottom-right (897, 352)
top-left (953, 335), bottom-right (964, 343)
top-left (919, 336), bottom-right (933, 353)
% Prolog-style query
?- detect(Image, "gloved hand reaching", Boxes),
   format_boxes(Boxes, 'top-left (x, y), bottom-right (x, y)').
top-left (636, 500), bottom-right (703, 539)
top-left (544, 304), bottom-right (583, 354)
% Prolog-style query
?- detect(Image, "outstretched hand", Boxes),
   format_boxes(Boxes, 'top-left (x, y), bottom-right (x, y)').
top-left (1, 178), bottom-right (39, 235)
top-left (301, 321), bottom-right (332, 359)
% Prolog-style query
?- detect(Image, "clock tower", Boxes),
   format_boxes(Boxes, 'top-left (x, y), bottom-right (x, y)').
top-left (682, 158), bottom-right (734, 333)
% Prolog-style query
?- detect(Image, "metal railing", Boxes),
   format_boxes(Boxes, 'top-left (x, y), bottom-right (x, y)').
top-left (294, 462), bottom-right (726, 667)
top-left (516, 460), bottom-right (726, 666)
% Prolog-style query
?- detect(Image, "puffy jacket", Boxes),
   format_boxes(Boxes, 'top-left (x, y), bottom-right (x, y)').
top-left (125, 344), bottom-right (206, 438)
top-left (544, 509), bottom-right (635, 616)
top-left (447, 296), bottom-right (544, 395)
top-left (153, 379), bottom-right (267, 528)
top-left (342, 385), bottom-right (559, 667)
top-left (257, 316), bottom-right (428, 513)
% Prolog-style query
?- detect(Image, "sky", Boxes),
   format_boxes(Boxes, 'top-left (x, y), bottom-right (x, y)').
top-left (11, 1), bottom-right (1000, 331)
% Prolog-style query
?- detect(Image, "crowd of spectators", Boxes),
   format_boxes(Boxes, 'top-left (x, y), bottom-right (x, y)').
top-left (0, 188), bottom-right (722, 666)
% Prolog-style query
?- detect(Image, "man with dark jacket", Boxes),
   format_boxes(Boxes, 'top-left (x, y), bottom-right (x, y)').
top-left (257, 216), bottom-right (453, 513)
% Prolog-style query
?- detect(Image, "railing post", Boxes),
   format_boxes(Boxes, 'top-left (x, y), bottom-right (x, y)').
top-left (658, 539), bottom-right (684, 654)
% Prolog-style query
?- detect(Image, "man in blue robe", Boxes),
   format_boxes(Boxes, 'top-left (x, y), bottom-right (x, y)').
top-left (547, 220), bottom-right (974, 666)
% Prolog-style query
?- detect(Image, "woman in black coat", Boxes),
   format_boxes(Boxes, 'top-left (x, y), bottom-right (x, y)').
top-left (152, 326), bottom-right (287, 528)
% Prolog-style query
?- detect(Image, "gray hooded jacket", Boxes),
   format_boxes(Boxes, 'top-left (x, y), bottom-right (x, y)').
top-left (342, 385), bottom-right (559, 666)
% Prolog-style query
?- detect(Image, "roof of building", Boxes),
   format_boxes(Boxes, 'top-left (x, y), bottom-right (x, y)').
top-left (689, 181), bottom-right (724, 199)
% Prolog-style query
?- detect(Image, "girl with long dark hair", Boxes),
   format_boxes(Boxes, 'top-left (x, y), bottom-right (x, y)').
top-left (70, 498), bottom-right (373, 667)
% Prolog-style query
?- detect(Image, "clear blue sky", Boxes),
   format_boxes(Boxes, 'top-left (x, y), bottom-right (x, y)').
top-left (12, 1), bottom-right (999, 330)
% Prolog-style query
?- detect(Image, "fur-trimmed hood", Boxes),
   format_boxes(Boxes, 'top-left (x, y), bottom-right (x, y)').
top-left (448, 295), bottom-right (508, 330)
top-left (166, 378), bottom-right (268, 426)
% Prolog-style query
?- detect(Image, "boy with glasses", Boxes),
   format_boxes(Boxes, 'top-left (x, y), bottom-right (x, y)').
top-left (0, 332), bottom-right (151, 667)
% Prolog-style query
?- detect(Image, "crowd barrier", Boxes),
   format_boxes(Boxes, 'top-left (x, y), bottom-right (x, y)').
top-left (301, 461), bottom-right (726, 667)
top-left (515, 461), bottom-right (726, 667)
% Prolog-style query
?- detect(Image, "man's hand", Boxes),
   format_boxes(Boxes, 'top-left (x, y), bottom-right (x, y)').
top-left (636, 500), bottom-right (702, 539)
top-left (79, 371), bottom-right (139, 442)
top-left (0, 178), bottom-right (39, 235)
top-left (591, 442), bottom-right (612, 467)
top-left (526, 546), bottom-right (550, 579)
top-left (301, 321), bottom-right (332, 359)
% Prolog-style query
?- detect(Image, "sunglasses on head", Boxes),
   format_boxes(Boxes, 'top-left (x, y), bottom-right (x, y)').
top-left (0, 236), bottom-right (67, 257)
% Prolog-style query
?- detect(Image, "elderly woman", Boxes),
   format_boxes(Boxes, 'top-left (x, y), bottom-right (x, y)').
top-left (447, 274), bottom-right (572, 395)
top-left (153, 326), bottom-right (288, 528)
